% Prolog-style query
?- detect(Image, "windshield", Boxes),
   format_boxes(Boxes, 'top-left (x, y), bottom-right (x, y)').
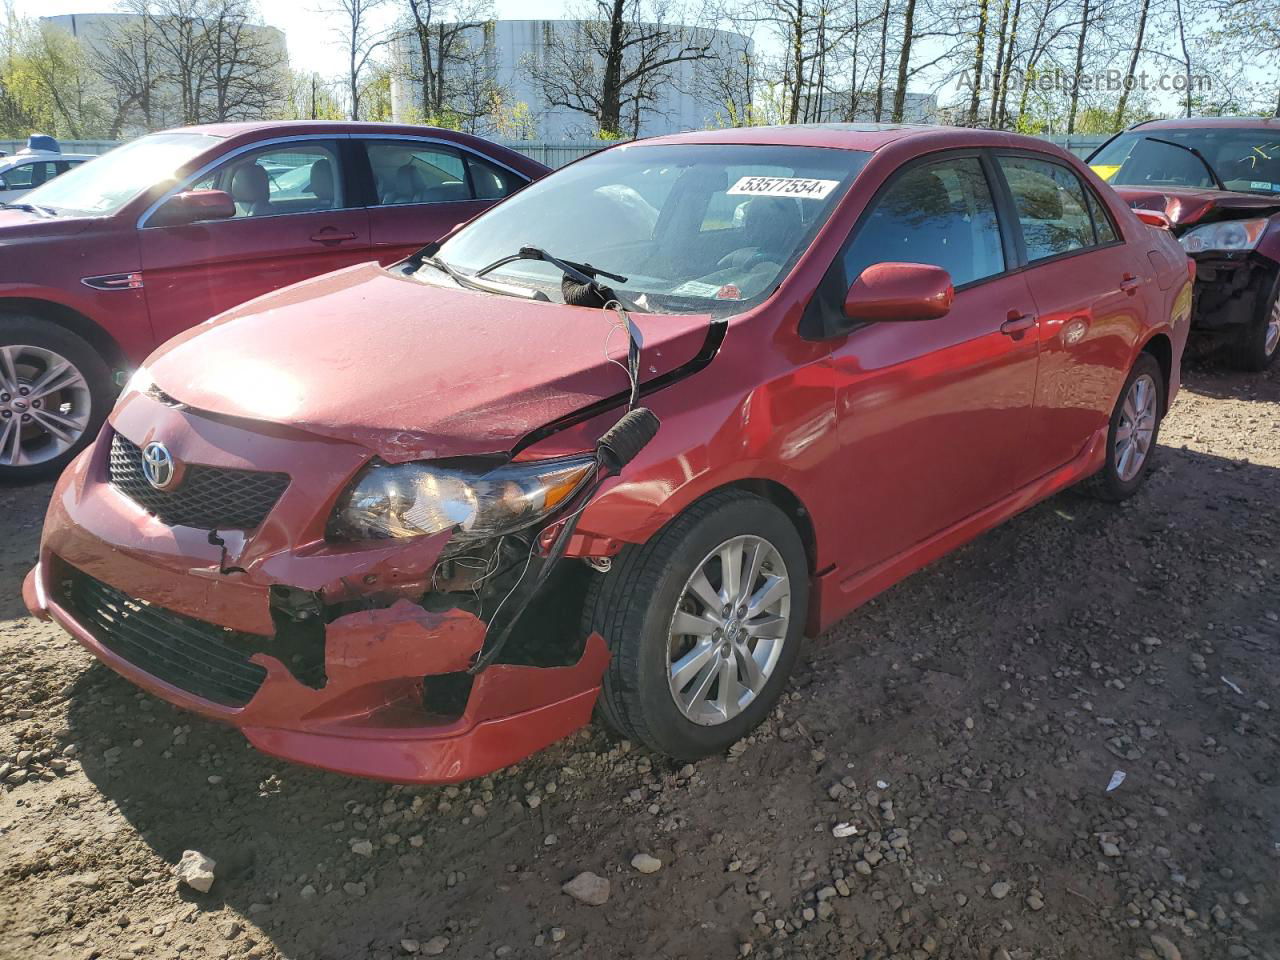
top-left (434, 143), bottom-right (869, 315)
top-left (1092, 128), bottom-right (1280, 196)
top-left (22, 132), bottom-right (220, 217)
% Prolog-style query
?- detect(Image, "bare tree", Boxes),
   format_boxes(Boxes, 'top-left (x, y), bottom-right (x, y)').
top-left (399, 0), bottom-right (507, 128)
top-left (322, 0), bottom-right (393, 119)
top-left (93, 0), bottom-right (283, 129)
top-left (735, 0), bottom-right (859, 124)
top-left (89, 13), bottom-right (167, 135)
top-left (966, 0), bottom-right (991, 123)
top-left (203, 0), bottom-right (285, 120)
top-left (524, 0), bottom-right (719, 137)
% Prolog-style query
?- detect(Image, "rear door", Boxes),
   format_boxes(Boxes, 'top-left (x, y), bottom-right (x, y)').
top-left (356, 137), bottom-right (528, 262)
top-left (993, 153), bottom-right (1151, 484)
top-left (138, 137), bottom-right (372, 344)
top-left (823, 153), bottom-right (1042, 574)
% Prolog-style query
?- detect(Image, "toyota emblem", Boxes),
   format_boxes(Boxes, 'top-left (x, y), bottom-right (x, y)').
top-left (141, 441), bottom-right (176, 490)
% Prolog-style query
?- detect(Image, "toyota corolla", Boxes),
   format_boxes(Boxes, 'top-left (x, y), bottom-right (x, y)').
top-left (25, 125), bottom-right (1193, 783)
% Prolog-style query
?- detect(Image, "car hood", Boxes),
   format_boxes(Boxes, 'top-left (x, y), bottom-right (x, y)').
top-left (0, 207), bottom-right (96, 242)
top-left (145, 262), bottom-right (713, 462)
top-left (1113, 186), bottom-right (1280, 230)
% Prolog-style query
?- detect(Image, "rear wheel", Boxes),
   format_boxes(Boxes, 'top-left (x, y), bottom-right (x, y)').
top-left (1080, 352), bottom-right (1164, 502)
top-left (585, 491), bottom-right (808, 760)
top-left (1226, 281), bottom-right (1280, 372)
top-left (0, 316), bottom-right (114, 483)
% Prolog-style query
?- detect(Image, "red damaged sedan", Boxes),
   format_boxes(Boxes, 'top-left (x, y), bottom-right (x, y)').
top-left (25, 125), bottom-right (1193, 783)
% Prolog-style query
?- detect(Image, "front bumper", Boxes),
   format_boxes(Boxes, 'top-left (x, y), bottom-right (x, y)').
top-left (1189, 252), bottom-right (1279, 336)
top-left (24, 393), bottom-right (609, 784)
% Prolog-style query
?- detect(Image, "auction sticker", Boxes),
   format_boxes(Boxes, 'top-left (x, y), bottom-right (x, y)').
top-left (727, 176), bottom-right (839, 199)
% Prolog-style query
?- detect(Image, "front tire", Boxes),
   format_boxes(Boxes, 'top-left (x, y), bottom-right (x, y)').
top-left (1080, 352), bottom-right (1164, 502)
top-left (585, 491), bottom-right (809, 760)
top-left (0, 315), bottom-right (114, 483)
top-left (1226, 279), bottom-right (1280, 372)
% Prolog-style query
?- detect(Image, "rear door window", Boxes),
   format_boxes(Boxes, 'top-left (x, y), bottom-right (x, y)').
top-left (997, 156), bottom-right (1097, 261)
top-left (842, 156), bottom-right (1006, 289)
top-left (363, 140), bottom-right (474, 205)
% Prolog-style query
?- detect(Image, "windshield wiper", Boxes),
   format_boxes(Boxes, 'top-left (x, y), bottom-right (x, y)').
top-left (475, 245), bottom-right (642, 312)
top-left (1142, 136), bottom-right (1228, 191)
top-left (419, 254), bottom-right (548, 302)
top-left (1, 201), bottom-right (56, 218)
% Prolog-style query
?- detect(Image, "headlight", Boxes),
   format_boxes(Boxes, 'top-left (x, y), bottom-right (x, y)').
top-left (1179, 218), bottom-right (1268, 254)
top-left (329, 455), bottom-right (595, 542)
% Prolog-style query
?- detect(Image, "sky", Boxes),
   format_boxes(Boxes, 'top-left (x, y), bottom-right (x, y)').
top-left (16, 0), bottom-right (574, 76)
top-left (16, 0), bottom-right (1273, 116)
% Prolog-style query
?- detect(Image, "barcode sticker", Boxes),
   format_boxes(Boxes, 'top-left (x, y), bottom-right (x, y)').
top-left (727, 176), bottom-right (839, 200)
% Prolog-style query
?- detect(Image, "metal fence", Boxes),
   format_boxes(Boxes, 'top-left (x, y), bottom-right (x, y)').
top-left (3, 132), bottom-right (1110, 167)
top-left (496, 134), bottom-right (1111, 166)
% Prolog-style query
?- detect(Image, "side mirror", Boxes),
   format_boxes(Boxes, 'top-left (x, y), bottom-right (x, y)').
top-left (150, 188), bottom-right (236, 227)
top-left (1134, 208), bottom-right (1171, 230)
top-left (844, 262), bottom-right (954, 322)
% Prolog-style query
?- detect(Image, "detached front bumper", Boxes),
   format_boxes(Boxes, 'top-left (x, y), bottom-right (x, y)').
top-left (23, 395), bottom-right (609, 784)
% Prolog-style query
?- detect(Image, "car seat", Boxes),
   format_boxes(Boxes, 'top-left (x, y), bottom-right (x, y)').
top-left (384, 164), bottom-right (428, 204)
top-left (717, 196), bottom-right (804, 270)
top-left (230, 162), bottom-right (272, 217)
top-left (308, 157), bottom-right (335, 207)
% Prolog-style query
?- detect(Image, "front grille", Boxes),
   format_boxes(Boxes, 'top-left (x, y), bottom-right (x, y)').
top-left (108, 432), bottom-right (290, 530)
top-left (64, 569), bottom-right (270, 707)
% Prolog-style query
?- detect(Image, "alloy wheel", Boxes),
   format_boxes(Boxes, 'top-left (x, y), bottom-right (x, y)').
top-left (1265, 295), bottom-right (1280, 358)
top-left (1115, 372), bottom-right (1158, 482)
top-left (666, 534), bottom-right (791, 726)
top-left (0, 344), bottom-right (92, 468)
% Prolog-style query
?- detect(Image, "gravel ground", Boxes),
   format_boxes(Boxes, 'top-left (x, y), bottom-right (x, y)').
top-left (1, 360), bottom-right (1277, 960)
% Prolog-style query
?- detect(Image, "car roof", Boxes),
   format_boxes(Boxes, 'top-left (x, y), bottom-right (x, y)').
top-left (633, 123), bottom-right (1075, 155)
top-left (167, 120), bottom-right (498, 140)
top-left (1130, 116), bottom-right (1280, 131)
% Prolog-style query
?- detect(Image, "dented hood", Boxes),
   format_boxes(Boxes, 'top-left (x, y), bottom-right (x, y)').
top-left (145, 262), bottom-right (712, 462)
top-left (1114, 186), bottom-right (1280, 230)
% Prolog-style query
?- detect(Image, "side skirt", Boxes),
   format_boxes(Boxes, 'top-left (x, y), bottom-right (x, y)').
top-left (813, 427), bottom-right (1108, 634)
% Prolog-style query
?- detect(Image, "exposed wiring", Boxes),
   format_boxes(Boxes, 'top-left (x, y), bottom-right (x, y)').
top-left (603, 300), bottom-right (640, 411)
top-left (478, 471), bottom-right (600, 646)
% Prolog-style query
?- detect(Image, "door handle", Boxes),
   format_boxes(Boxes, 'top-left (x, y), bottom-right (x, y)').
top-left (1119, 273), bottom-right (1141, 295)
top-left (1000, 311), bottom-right (1036, 336)
top-left (310, 229), bottom-right (359, 244)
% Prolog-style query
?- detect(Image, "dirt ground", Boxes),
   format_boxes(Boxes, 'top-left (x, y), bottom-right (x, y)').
top-left (1, 359), bottom-right (1277, 960)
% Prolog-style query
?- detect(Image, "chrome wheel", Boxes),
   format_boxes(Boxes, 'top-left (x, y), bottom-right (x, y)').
top-left (667, 534), bottom-right (791, 726)
top-left (1265, 295), bottom-right (1280, 358)
top-left (0, 344), bottom-right (92, 468)
top-left (1115, 373), bottom-right (1158, 482)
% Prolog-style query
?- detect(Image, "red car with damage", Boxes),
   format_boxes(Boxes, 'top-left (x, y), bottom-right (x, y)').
top-left (1089, 116), bottom-right (1280, 369)
top-left (25, 124), bottom-right (1193, 783)
top-left (0, 121), bottom-right (547, 481)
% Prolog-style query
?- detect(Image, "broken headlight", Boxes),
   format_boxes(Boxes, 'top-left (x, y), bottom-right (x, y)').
top-left (1179, 218), bottom-right (1268, 255)
top-left (328, 455), bottom-right (595, 542)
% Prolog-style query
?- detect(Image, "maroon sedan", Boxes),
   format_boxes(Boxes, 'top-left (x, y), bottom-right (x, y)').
top-left (0, 121), bottom-right (548, 480)
top-left (1089, 116), bottom-right (1280, 369)
top-left (26, 124), bottom-right (1191, 783)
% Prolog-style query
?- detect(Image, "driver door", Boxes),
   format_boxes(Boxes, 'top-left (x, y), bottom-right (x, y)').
top-left (138, 138), bottom-right (371, 344)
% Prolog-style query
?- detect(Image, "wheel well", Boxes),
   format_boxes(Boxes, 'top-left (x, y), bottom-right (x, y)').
top-left (1140, 333), bottom-right (1173, 412)
top-left (727, 478), bottom-right (818, 574)
top-left (0, 298), bottom-right (127, 374)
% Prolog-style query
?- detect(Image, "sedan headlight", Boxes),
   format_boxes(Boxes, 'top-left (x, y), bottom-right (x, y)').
top-left (1179, 218), bottom-right (1269, 254)
top-left (329, 455), bottom-right (596, 542)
